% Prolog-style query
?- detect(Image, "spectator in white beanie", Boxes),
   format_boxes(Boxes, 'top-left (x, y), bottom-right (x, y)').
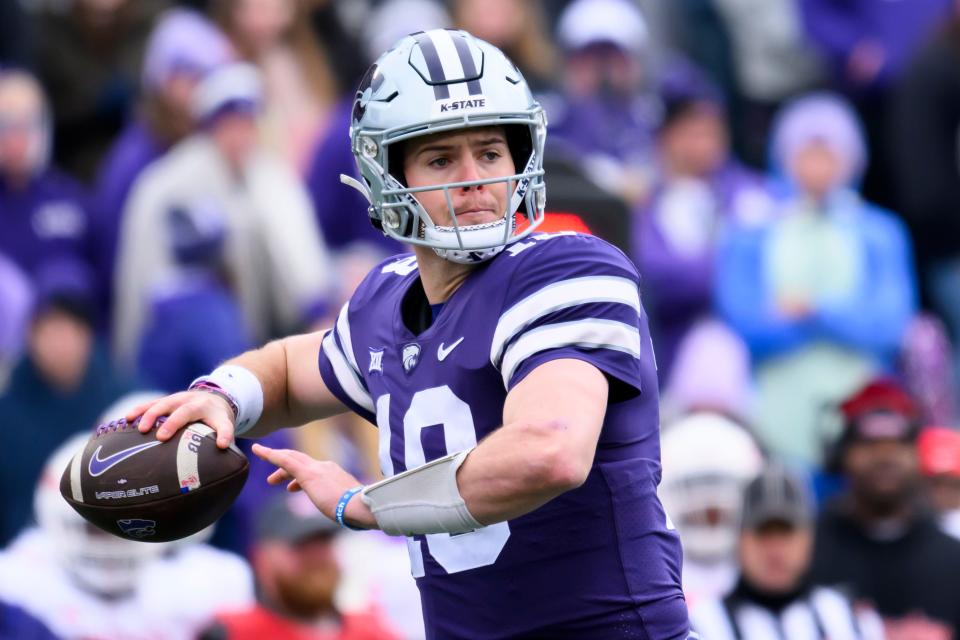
top-left (113, 62), bottom-right (335, 372)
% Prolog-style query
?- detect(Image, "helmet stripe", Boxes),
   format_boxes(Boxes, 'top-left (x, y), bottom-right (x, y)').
top-left (451, 32), bottom-right (483, 96)
top-left (414, 32), bottom-right (450, 99)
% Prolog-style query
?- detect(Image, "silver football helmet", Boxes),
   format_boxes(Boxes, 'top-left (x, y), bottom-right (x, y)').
top-left (342, 29), bottom-right (547, 263)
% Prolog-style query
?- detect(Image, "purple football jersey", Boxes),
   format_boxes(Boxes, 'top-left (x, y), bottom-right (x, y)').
top-left (319, 233), bottom-right (689, 639)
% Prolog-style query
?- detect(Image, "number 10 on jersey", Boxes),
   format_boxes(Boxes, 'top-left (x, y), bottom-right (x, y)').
top-left (375, 385), bottom-right (510, 575)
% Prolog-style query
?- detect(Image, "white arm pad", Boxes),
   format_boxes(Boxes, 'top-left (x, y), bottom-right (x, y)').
top-left (361, 448), bottom-right (482, 536)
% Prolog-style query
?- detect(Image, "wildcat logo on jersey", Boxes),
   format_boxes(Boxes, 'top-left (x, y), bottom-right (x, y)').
top-left (402, 343), bottom-right (421, 373)
top-left (116, 518), bottom-right (157, 539)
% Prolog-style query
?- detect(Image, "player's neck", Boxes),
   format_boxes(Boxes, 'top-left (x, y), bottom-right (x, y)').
top-left (413, 246), bottom-right (476, 304)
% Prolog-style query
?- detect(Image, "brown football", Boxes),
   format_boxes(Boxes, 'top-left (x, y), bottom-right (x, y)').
top-left (60, 417), bottom-right (248, 542)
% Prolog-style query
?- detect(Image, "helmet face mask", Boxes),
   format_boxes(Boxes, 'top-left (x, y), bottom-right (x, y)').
top-left (345, 29), bottom-right (548, 264)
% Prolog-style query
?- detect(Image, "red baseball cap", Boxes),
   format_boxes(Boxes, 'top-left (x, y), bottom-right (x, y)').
top-left (839, 378), bottom-right (920, 445)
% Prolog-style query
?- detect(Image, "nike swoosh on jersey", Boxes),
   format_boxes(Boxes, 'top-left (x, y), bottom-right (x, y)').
top-left (88, 441), bottom-right (163, 477)
top-left (437, 337), bottom-right (465, 361)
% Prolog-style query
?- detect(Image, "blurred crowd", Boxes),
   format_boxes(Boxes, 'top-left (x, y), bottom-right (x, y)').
top-left (2, 0), bottom-right (960, 638)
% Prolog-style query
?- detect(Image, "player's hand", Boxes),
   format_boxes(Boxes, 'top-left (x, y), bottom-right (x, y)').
top-left (251, 443), bottom-right (377, 529)
top-left (127, 391), bottom-right (237, 449)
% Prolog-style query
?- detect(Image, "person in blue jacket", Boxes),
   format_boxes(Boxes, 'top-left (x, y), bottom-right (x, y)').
top-left (716, 92), bottom-right (917, 467)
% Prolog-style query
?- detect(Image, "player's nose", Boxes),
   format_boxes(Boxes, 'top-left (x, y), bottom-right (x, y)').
top-left (457, 154), bottom-right (484, 190)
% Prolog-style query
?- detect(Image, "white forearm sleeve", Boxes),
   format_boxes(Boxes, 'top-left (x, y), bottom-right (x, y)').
top-left (361, 448), bottom-right (482, 536)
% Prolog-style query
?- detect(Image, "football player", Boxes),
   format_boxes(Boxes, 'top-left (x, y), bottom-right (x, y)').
top-left (131, 29), bottom-right (690, 638)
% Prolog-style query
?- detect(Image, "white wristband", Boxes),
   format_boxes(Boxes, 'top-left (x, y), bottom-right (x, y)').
top-left (190, 365), bottom-right (264, 436)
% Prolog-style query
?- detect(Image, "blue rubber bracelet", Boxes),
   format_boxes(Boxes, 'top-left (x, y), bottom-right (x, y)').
top-left (335, 486), bottom-right (365, 531)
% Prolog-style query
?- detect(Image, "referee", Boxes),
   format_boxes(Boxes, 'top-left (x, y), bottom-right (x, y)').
top-left (690, 465), bottom-right (883, 639)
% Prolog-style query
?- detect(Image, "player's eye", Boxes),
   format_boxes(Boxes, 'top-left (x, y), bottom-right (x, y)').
top-left (481, 150), bottom-right (502, 162)
top-left (429, 156), bottom-right (450, 168)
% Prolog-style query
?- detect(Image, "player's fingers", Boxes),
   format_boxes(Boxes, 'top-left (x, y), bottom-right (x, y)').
top-left (136, 396), bottom-right (181, 433)
top-left (150, 400), bottom-right (234, 448)
top-left (286, 479), bottom-right (302, 492)
top-left (125, 398), bottom-right (160, 423)
top-left (266, 467), bottom-right (291, 485)
top-left (156, 403), bottom-right (211, 442)
top-left (252, 444), bottom-right (305, 477)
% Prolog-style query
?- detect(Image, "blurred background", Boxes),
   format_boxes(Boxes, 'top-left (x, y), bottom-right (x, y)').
top-left (2, 0), bottom-right (960, 638)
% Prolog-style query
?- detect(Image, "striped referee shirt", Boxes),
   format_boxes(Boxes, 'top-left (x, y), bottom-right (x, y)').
top-left (691, 583), bottom-right (884, 640)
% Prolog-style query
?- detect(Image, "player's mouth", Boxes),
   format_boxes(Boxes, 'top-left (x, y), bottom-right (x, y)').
top-left (454, 208), bottom-right (499, 226)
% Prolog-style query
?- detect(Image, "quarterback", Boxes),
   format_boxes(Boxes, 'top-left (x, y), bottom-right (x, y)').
top-left (133, 30), bottom-right (690, 638)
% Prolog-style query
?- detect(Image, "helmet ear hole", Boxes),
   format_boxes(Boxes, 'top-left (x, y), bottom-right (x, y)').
top-left (387, 141), bottom-right (408, 187)
top-left (505, 124), bottom-right (532, 174)
top-left (505, 124), bottom-right (533, 214)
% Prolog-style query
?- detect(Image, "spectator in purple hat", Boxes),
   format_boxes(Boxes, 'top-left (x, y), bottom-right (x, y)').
top-left (632, 60), bottom-right (771, 379)
top-left (0, 70), bottom-right (97, 285)
top-left (113, 63), bottom-right (334, 369)
top-left (717, 92), bottom-right (917, 467)
top-left (547, 0), bottom-right (660, 205)
top-left (0, 258), bottom-right (133, 546)
top-left (93, 8), bottom-right (234, 314)
top-left (136, 198), bottom-right (252, 393)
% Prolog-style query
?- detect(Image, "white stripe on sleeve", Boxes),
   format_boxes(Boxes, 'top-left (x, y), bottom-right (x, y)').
top-left (490, 276), bottom-right (641, 367)
top-left (335, 302), bottom-right (361, 377)
top-left (322, 331), bottom-right (375, 412)
top-left (499, 318), bottom-right (641, 386)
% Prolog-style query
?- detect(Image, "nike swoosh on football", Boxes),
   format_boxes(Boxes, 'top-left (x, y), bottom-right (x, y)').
top-left (88, 441), bottom-right (163, 477)
top-left (437, 337), bottom-right (465, 361)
